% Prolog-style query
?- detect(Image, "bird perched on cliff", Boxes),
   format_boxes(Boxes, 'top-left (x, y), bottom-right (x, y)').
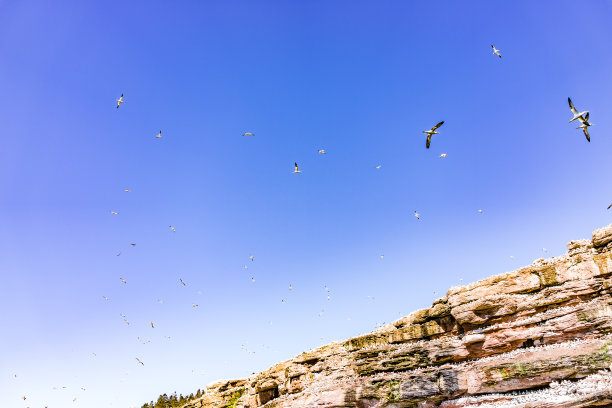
top-left (155, 130), bottom-right (162, 139)
top-left (135, 358), bottom-right (144, 366)
top-left (120, 278), bottom-right (126, 284)
top-left (242, 132), bottom-right (254, 136)
top-left (179, 278), bottom-right (186, 286)
top-left (414, 210), bottom-right (420, 220)
top-left (568, 97), bottom-right (589, 124)
top-left (423, 121), bottom-right (444, 149)
top-left (293, 162), bottom-right (302, 173)
top-left (116, 93), bottom-right (124, 109)
top-left (318, 149), bottom-right (326, 154)
top-left (491, 45), bottom-right (502, 58)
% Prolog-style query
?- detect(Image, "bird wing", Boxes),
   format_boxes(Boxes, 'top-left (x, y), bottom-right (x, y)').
top-left (568, 97), bottom-right (579, 115)
top-left (491, 45), bottom-right (495, 49)
top-left (583, 127), bottom-right (590, 142)
top-left (426, 133), bottom-right (432, 149)
top-left (432, 121), bottom-right (444, 131)
top-left (294, 162), bottom-right (298, 171)
top-left (607, 203), bottom-right (612, 210)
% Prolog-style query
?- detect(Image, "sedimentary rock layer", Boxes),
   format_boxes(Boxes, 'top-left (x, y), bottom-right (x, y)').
top-left (183, 224), bottom-right (612, 408)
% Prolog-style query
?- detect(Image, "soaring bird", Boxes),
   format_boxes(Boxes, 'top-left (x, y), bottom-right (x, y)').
top-left (242, 132), bottom-right (254, 136)
top-left (440, 153), bottom-right (447, 158)
top-left (414, 211), bottom-right (420, 220)
top-left (116, 93), bottom-right (124, 109)
top-left (318, 149), bottom-right (326, 154)
top-left (607, 203), bottom-right (612, 210)
top-left (169, 225), bottom-right (176, 232)
top-left (249, 254), bottom-right (254, 262)
top-left (293, 162), bottom-right (302, 173)
top-left (478, 209), bottom-right (483, 214)
top-left (130, 243), bottom-right (136, 246)
top-left (155, 130), bottom-right (162, 139)
top-left (124, 189), bottom-right (130, 192)
top-left (568, 97), bottom-right (589, 123)
top-left (120, 278), bottom-right (127, 284)
top-left (575, 112), bottom-right (592, 142)
top-left (491, 45), bottom-right (502, 58)
top-left (192, 303), bottom-right (199, 307)
top-left (179, 278), bottom-right (186, 286)
top-left (150, 322), bottom-right (154, 328)
top-left (374, 165), bottom-right (382, 169)
top-left (423, 121), bottom-right (444, 149)
top-left (103, 296), bottom-right (109, 300)
top-left (135, 358), bottom-right (144, 366)
top-left (251, 277), bottom-right (255, 282)
top-left (289, 284), bottom-right (292, 291)
top-left (110, 211), bottom-right (118, 215)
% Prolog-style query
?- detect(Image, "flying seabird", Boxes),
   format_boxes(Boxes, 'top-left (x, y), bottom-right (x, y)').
top-left (568, 97), bottom-right (589, 123)
top-left (608, 203), bottom-right (612, 210)
top-left (179, 278), bottom-right (186, 286)
top-left (242, 132), bottom-right (254, 136)
top-left (249, 254), bottom-right (254, 262)
top-left (116, 93), bottom-right (124, 109)
top-left (289, 284), bottom-right (292, 290)
top-left (318, 149), bottom-right (326, 154)
top-left (440, 154), bottom-right (447, 158)
top-left (414, 211), bottom-right (420, 220)
top-left (110, 211), bottom-right (118, 215)
top-left (478, 209), bottom-right (483, 214)
top-left (423, 121), bottom-right (444, 149)
top-left (135, 358), bottom-right (144, 366)
top-left (130, 243), bottom-right (136, 246)
top-left (169, 225), bottom-right (176, 232)
top-left (192, 303), bottom-right (199, 307)
top-left (575, 112), bottom-right (592, 142)
top-left (251, 277), bottom-right (255, 282)
top-left (374, 165), bottom-right (381, 169)
top-left (124, 189), bottom-right (130, 192)
top-left (150, 322), bottom-right (154, 328)
top-left (155, 130), bottom-right (162, 139)
top-left (103, 296), bottom-right (109, 300)
top-left (293, 162), bottom-right (302, 173)
top-left (120, 278), bottom-right (126, 284)
top-left (491, 45), bottom-right (501, 58)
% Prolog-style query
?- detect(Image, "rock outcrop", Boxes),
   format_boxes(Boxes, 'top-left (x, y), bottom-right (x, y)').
top-left (183, 224), bottom-right (612, 408)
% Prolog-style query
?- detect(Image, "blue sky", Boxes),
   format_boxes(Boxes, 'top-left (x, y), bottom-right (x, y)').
top-left (1, 1), bottom-right (611, 407)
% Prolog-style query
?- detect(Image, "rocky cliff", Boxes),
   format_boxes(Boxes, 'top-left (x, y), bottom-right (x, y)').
top-left (184, 224), bottom-right (612, 408)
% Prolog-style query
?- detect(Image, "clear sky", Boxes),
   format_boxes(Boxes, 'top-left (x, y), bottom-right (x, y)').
top-left (1, 1), bottom-right (611, 407)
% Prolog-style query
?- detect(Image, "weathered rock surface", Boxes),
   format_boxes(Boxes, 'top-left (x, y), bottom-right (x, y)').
top-left (183, 224), bottom-right (612, 408)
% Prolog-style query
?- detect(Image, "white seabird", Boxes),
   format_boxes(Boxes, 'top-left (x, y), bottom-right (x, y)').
top-left (491, 45), bottom-right (501, 58)
top-left (116, 93), bottom-right (124, 109)
top-left (423, 121), bottom-right (444, 149)
top-left (568, 97), bottom-right (589, 123)
top-left (293, 162), bottom-right (302, 173)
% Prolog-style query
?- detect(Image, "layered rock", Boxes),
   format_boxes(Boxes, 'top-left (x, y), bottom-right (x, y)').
top-left (183, 224), bottom-right (612, 408)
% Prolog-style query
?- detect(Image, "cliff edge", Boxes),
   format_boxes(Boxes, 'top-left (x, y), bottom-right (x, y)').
top-left (183, 224), bottom-right (612, 408)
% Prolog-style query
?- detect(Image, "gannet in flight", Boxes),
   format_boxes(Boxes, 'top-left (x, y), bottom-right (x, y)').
top-left (478, 209), bottom-right (483, 214)
top-left (251, 277), bottom-right (255, 282)
top-left (293, 162), bottom-right (302, 173)
top-left (608, 203), bottom-right (612, 210)
top-left (155, 130), bottom-right (162, 139)
top-left (568, 97), bottom-right (589, 123)
top-left (491, 45), bottom-right (501, 58)
top-left (179, 278), bottom-right (186, 286)
top-left (289, 284), bottom-right (292, 290)
top-left (110, 211), bottom-right (118, 215)
top-left (249, 254), bottom-right (254, 262)
top-left (120, 278), bottom-right (126, 284)
top-left (318, 149), bottom-right (326, 154)
top-left (116, 93), bottom-right (124, 109)
top-left (103, 296), bottom-right (109, 300)
top-left (150, 322), bottom-right (154, 328)
top-left (575, 112), bottom-right (592, 142)
top-left (192, 303), bottom-right (198, 307)
top-left (414, 211), bottom-right (420, 220)
top-left (423, 121), bottom-right (444, 149)
top-left (374, 165), bottom-right (381, 169)
top-left (440, 153), bottom-right (447, 158)
top-left (169, 225), bottom-right (176, 232)
top-left (242, 132), bottom-right (254, 136)
top-left (135, 357), bottom-right (144, 366)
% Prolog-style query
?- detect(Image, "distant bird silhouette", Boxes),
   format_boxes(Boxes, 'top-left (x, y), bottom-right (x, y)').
top-left (110, 211), bottom-right (118, 215)
top-left (575, 112), bottom-right (592, 142)
top-left (293, 162), bottom-right (302, 173)
top-left (608, 203), bottom-right (612, 210)
top-left (374, 165), bottom-right (381, 169)
top-left (423, 121), bottom-right (444, 149)
top-left (179, 278), bottom-right (186, 286)
top-left (250, 254), bottom-right (254, 262)
top-left (242, 132), bottom-right (254, 136)
top-left (135, 357), bottom-right (144, 366)
top-left (155, 130), bottom-right (162, 139)
top-left (124, 189), bottom-right (130, 192)
top-left (414, 211), bottom-right (420, 220)
top-left (491, 45), bottom-right (502, 58)
top-left (192, 303), bottom-right (199, 307)
top-left (169, 225), bottom-right (176, 232)
top-left (116, 93), bottom-right (124, 109)
top-left (150, 322), bottom-right (154, 328)
top-left (440, 153), bottom-right (447, 158)
top-left (120, 278), bottom-right (126, 284)
top-left (318, 149), bottom-right (326, 154)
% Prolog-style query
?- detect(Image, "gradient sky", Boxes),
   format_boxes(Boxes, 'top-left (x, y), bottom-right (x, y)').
top-left (1, 1), bottom-right (612, 407)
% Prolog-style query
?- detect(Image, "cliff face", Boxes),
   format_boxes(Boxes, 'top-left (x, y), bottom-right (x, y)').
top-left (185, 224), bottom-right (612, 408)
